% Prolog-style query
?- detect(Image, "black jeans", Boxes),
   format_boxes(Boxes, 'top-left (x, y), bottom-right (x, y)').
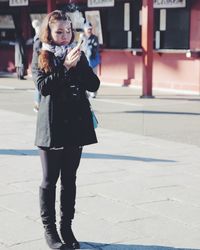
top-left (39, 146), bottom-right (82, 190)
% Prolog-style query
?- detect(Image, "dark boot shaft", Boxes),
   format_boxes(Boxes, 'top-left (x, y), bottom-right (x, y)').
top-left (39, 187), bottom-right (64, 249)
top-left (39, 187), bottom-right (56, 225)
top-left (60, 185), bottom-right (76, 225)
top-left (60, 188), bottom-right (80, 249)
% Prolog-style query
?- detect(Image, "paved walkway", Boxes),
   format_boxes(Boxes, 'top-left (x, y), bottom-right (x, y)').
top-left (0, 75), bottom-right (200, 249)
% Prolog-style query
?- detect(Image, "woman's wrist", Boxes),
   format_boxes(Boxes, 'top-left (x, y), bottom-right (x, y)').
top-left (63, 61), bottom-right (71, 71)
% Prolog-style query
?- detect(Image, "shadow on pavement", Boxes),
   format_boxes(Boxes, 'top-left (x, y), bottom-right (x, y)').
top-left (125, 110), bottom-right (200, 116)
top-left (0, 149), bottom-right (176, 163)
top-left (98, 95), bottom-right (139, 99)
top-left (81, 242), bottom-right (199, 250)
top-left (82, 152), bottom-right (176, 163)
top-left (97, 95), bottom-right (200, 102)
top-left (155, 97), bottom-right (200, 102)
top-left (0, 72), bottom-right (17, 78)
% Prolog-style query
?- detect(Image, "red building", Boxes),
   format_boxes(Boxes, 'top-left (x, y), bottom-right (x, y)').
top-left (0, 0), bottom-right (200, 94)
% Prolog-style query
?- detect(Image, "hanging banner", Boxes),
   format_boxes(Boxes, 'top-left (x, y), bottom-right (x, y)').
top-left (154, 0), bottom-right (186, 8)
top-left (88, 0), bottom-right (114, 8)
top-left (9, 0), bottom-right (29, 6)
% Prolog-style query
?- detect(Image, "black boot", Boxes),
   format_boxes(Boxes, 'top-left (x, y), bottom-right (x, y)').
top-left (60, 188), bottom-right (80, 249)
top-left (39, 187), bottom-right (66, 249)
top-left (60, 224), bottom-right (80, 249)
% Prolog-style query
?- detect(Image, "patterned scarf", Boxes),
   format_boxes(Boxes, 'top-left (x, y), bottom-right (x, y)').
top-left (42, 43), bottom-right (69, 60)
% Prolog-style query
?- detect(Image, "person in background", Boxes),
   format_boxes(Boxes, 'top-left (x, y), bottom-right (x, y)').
top-left (15, 33), bottom-right (26, 80)
top-left (32, 10), bottom-right (100, 250)
top-left (31, 19), bottom-right (42, 112)
top-left (81, 21), bottom-right (100, 98)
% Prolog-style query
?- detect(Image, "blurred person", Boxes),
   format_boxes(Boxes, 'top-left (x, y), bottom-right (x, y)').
top-left (15, 33), bottom-right (26, 80)
top-left (32, 10), bottom-right (100, 250)
top-left (31, 19), bottom-right (42, 112)
top-left (81, 21), bottom-right (100, 98)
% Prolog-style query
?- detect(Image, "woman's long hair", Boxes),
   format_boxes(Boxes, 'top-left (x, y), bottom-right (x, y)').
top-left (38, 10), bottom-right (74, 73)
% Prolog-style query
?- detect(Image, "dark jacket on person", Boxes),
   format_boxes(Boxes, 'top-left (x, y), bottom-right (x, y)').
top-left (82, 34), bottom-right (100, 68)
top-left (15, 36), bottom-right (26, 67)
top-left (32, 51), bottom-right (100, 148)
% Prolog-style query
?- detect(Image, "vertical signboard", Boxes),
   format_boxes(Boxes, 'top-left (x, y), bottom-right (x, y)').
top-left (124, 3), bottom-right (130, 31)
top-left (85, 10), bottom-right (103, 44)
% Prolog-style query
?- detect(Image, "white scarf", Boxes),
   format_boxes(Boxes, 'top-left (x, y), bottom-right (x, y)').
top-left (42, 43), bottom-right (69, 59)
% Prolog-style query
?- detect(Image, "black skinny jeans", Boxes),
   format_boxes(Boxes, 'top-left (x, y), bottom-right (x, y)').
top-left (39, 146), bottom-right (82, 191)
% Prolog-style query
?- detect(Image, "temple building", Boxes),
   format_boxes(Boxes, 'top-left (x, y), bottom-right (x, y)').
top-left (0, 0), bottom-right (200, 94)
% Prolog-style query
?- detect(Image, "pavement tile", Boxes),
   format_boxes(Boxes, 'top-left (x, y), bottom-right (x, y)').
top-left (0, 183), bottom-right (24, 197)
top-left (73, 213), bottom-right (140, 244)
top-left (4, 239), bottom-right (48, 250)
top-left (76, 195), bottom-right (152, 223)
top-left (0, 247), bottom-right (8, 250)
top-left (0, 208), bottom-right (5, 213)
top-left (136, 199), bottom-right (200, 227)
top-left (0, 210), bottom-right (43, 247)
top-left (119, 215), bottom-right (200, 248)
top-left (77, 166), bottom-right (122, 187)
top-left (150, 184), bottom-right (200, 207)
top-left (0, 157), bottom-right (40, 185)
top-left (9, 180), bottom-right (40, 194)
top-left (77, 181), bottom-right (170, 207)
top-left (0, 192), bottom-right (40, 220)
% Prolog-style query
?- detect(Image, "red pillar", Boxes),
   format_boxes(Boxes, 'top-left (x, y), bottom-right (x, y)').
top-left (47, 0), bottom-right (56, 13)
top-left (141, 0), bottom-right (154, 98)
top-left (20, 7), bottom-right (31, 40)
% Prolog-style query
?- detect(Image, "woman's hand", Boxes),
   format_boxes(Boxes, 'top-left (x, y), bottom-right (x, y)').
top-left (63, 46), bottom-right (81, 70)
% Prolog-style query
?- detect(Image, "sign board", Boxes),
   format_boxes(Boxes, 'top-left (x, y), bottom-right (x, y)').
top-left (9, 0), bottom-right (29, 6)
top-left (154, 0), bottom-right (186, 8)
top-left (0, 15), bottom-right (15, 28)
top-left (85, 10), bottom-right (103, 44)
top-left (88, 0), bottom-right (114, 8)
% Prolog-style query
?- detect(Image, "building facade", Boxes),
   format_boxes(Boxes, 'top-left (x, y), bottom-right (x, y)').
top-left (0, 0), bottom-right (200, 94)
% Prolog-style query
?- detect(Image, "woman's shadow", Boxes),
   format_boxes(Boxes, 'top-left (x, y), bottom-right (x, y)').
top-left (80, 242), bottom-right (198, 250)
top-left (80, 242), bottom-right (198, 249)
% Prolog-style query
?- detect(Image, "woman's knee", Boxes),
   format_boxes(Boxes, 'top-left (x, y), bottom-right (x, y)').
top-left (40, 179), bottom-right (57, 190)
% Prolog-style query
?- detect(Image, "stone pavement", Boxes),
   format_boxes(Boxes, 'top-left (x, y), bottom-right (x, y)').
top-left (0, 75), bottom-right (200, 249)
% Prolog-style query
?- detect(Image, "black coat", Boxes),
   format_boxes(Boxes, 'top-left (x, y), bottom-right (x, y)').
top-left (32, 51), bottom-right (100, 148)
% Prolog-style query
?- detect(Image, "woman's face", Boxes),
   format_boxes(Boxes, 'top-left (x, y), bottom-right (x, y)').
top-left (50, 20), bottom-right (72, 46)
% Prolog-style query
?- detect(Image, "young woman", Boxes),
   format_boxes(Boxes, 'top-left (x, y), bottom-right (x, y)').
top-left (32, 10), bottom-right (100, 250)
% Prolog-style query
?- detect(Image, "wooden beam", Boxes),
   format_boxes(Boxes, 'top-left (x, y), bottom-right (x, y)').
top-left (141, 0), bottom-right (154, 98)
top-left (47, 0), bottom-right (56, 13)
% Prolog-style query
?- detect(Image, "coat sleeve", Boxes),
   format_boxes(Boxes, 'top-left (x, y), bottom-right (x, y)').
top-left (31, 48), bottom-right (75, 97)
top-left (32, 52), bottom-right (100, 96)
top-left (75, 52), bottom-right (100, 92)
top-left (31, 38), bottom-right (41, 87)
